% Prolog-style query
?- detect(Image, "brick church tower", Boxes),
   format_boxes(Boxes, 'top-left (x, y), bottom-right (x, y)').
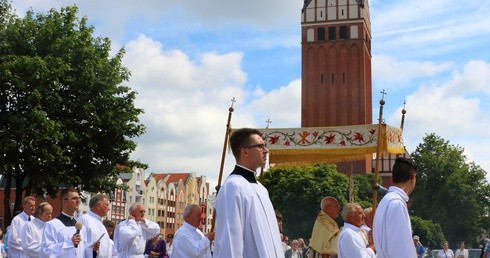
top-left (301, 0), bottom-right (373, 173)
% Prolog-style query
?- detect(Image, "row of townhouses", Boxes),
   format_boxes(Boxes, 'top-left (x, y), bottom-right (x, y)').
top-left (0, 167), bottom-right (214, 236)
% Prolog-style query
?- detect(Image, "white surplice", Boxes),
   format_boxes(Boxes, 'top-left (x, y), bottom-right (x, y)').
top-left (113, 218), bottom-right (160, 258)
top-left (172, 221), bottom-right (212, 258)
top-left (78, 211), bottom-right (113, 258)
top-left (213, 165), bottom-right (283, 258)
top-left (8, 211), bottom-right (33, 258)
top-left (20, 217), bottom-right (46, 258)
top-left (338, 223), bottom-right (375, 258)
top-left (373, 186), bottom-right (417, 258)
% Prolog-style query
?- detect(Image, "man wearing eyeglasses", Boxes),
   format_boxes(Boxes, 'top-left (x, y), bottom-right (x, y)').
top-left (214, 128), bottom-right (283, 258)
top-left (114, 202), bottom-right (160, 258)
top-left (309, 196), bottom-right (341, 258)
top-left (41, 187), bottom-right (84, 258)
top-left (78, 193), bottom-right (113, 257)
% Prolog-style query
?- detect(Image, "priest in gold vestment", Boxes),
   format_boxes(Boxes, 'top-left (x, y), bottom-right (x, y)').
top-left (309, 197), bottom-right (341, 258)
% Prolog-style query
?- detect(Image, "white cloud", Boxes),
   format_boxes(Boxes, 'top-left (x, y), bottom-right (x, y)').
top-left (373, 55), bottom-right (453, 88)
top-left (123, 35), bottom-right (247, 178)
top-left (123, 34), bottom-right (302, 182)
top-left (388, 59), bottom-right (490, 181)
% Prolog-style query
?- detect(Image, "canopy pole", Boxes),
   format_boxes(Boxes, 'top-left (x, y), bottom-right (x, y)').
top-left (211, 97), bottom-right (235, 232)
top-left (259, 118), bottom-right (272, 183)
top-left (372, 90), bottom-right (386, 214)
top-left (400, 100), bottom-right (406, 131)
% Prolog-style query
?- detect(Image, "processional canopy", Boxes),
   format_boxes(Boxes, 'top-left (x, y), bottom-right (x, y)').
top-left (258, 124), bottom-right (404, 164)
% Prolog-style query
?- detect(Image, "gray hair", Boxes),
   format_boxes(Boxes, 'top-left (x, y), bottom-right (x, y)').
top-left (320, 196), bottom-right (338, 210)
top-left (34, 202), bottom-right (51, 218)
top-left (363, 207), bottom-right (372, 216)
top-left (89, 194), bottom-right (108, 209)
top-left (183, 204), bottom-right (199, 218)
top-left (129, 202), bottom-right (143, 213)
top-left (341, 202), bottom-right (361, 221)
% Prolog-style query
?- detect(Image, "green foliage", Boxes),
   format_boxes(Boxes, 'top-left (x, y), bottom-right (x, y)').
top-left (263, 163), bottom-right (378, 239)
top-left (411, 216), bottom-right (445, 248)
top-left (411, 133), bottom-right (490, 247)
top-left (0, 3), bottom-right (146, 209)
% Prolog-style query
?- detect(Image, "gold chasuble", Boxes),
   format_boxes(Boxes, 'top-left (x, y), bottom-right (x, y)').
top-left (309, 211), bottom-right (340, 256)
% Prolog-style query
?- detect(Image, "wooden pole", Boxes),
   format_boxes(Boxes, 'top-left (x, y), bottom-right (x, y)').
top-left (372, 90), bottom-right (386, 213)
top-left (259, 118), bottom-right (272, 183)
top-left (211, 98), bottom-right (235, 232)
top-left (400, 100), bottom-right (406, 131)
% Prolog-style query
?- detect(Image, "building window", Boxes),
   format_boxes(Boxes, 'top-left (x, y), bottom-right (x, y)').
top-left (339, 26), bottom-right (348, 39)
top-left (318, 27), bottom-right (325, 41)
top-left (328, 27), bottom-right (336, 40)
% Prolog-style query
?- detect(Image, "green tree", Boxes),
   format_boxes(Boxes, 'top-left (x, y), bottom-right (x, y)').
top-left (262, 163), bottom-right (379, 239)
top-left (0, 2), bottom-right (146, 224)
top-left (411, 133), bottom-right (490, 247)
top-left (411, 216), bottom-right (445, 248)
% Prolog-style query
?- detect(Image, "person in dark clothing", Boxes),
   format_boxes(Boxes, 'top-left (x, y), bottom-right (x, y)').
top-left (144, 235), bottom-right (168, 258)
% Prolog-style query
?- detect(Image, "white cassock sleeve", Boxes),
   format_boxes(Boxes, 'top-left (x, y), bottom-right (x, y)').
top-left (338, 227), bottom-right (375, 258)
top-left (21, 222), bottom-right (42, 257)
top-left (384, 200), bottom-right (416, 258)
top-left (41, 220), bottom-right (84, 258)
top-left (140, 219), bottom-right (160, 240)
top-left (214, 176), bottom-right (283, 258)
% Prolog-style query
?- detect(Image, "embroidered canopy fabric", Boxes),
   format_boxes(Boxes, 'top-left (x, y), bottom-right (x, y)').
top-left (258, 124), bottom-right (404, 164)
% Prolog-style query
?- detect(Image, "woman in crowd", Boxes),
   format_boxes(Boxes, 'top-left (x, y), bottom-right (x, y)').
top-left (437, 241), bottom-right (455, 258)
top-left (455, 241), bottom-right (468, 258)
top-left (144, 235), bottom-right (168, 258)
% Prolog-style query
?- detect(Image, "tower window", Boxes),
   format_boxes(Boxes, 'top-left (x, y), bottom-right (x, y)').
top-left (343, 73), bottom-right (346, 83)
top-left (340, 26), bottom-right (348, 39)
top-left (321, 74), bottom-right (324, 84)
top-left (331, 73), bottom-right (335, 83)
top-left (318, 27), bottom-right (325, 41)
top-left (328, 27), bottom-right (336, 40)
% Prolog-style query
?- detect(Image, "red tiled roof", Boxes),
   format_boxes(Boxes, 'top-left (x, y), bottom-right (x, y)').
top-left (151, 173), bottom-right (169, 182)
top-left (166, 173), bottom-right (190, 183)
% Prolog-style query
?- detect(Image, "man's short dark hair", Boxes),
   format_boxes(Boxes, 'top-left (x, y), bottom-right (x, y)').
top-left (60, 187), bottom-right (78, 200)
top-left (229, 128), bottom-right (262, 158)
top-left (392, 157), bottom-right (417, 183)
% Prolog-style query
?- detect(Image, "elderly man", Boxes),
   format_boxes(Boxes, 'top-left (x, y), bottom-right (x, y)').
top-left (8, 196), bottom-right (36, 257)
top-left (114, 202), bottom-right (160, 257)
top-left (78, 194), bottom-right (113, 257)
top-left (172, 204), bottom-right (214, 258)
top-left (41, 187), bottom-right (83, 258)
top-left (214, 128), bottom-right (283, 258)
top-left (309, 196), bottom-right (341, 258)
top-left (373, 157), bottom-right (418, 258)
top-left (20, 202), bottom-right (53, 258)
top-left (360, 207), bottom-right (373, 247)
top-left (337, 203), bottom-right (375, 258)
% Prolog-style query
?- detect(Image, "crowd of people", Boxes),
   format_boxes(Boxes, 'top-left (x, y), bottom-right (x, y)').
top-left (0, 128), bottom-right (488, 258)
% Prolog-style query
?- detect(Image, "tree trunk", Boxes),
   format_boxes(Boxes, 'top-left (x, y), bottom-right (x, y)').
top-left (3, 175), bottom-right (12, 228)
top-left (13, 174), bottom-right (25, 215)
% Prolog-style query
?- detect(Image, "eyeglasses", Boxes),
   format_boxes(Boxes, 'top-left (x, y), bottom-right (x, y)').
top-left (65, 197), bottom-right (81, 201)
top-left (244, 143), bottom-right (267, 150)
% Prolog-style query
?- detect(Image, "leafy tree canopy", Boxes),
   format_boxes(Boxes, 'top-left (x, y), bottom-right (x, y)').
top-left (411, 133), bottom-right (490, 247)
top-left (0, 1), bottom-right (146, 222)
top-left (262, 163), bottom-right (376, 239)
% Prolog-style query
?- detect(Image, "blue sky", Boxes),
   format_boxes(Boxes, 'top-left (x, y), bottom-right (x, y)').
top-left (11, 0), bottom-right (490, 184)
